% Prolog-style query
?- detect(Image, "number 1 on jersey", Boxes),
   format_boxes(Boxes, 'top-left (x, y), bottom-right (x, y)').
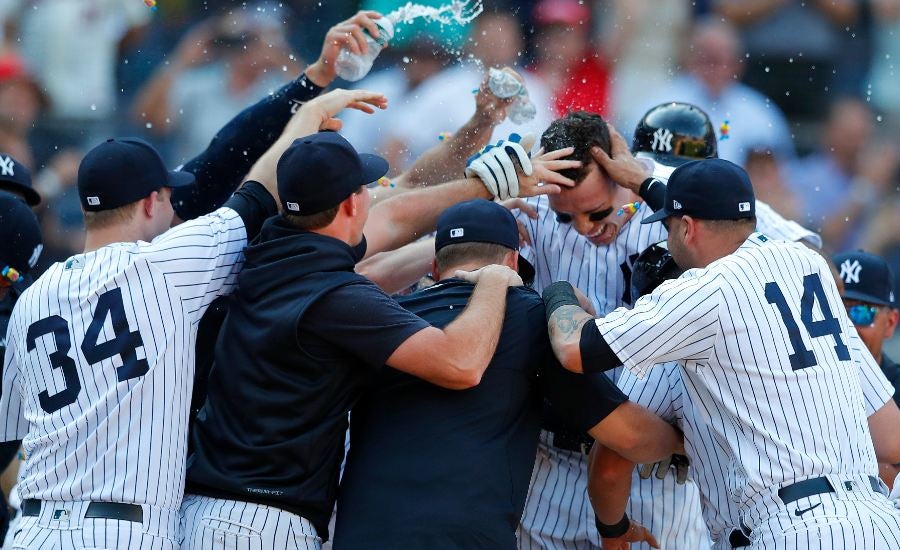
top-left (765, 273), bottom-right (850, 371)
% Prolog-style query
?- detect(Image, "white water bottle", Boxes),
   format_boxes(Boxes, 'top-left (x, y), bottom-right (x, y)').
top-left (487, 68), bottom-right (536, 125)
top-left (335, 18), bottom-right (394, 82)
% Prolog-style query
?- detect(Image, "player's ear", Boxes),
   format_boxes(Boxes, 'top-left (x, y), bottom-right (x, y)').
top-left (886, 308), bottom-right (899, 337)
top-left (505, 250), bottom-right (519, 271)
top-left (142, 192), bottom-right (158, 219)
top-left (431, 258), bottom-right (441, 281)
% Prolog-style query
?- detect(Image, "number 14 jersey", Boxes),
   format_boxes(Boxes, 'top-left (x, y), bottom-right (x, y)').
top-left (0, 207), bottom-right (247, 511)
top-left (597, 233), bottom-right (879, 518)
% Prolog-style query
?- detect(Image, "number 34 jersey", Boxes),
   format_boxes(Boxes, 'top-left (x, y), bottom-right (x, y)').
top-left (0, 207), bottom-right (247, 511)
top-left (597, 233), bottom-right (879, 516)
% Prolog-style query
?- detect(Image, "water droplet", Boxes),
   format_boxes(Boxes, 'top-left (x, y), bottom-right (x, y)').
top-left (876, 115), bottom-right (883, 122)
top-left (90, 104), bottom-right (97, 111)
top-left (764, 66), bottom-right (770, 73)
top-left (145, 122), bottom-right (153, 129)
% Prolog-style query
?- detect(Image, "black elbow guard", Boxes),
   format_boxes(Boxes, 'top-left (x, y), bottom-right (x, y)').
top-left (579, 322), bottom-right (622, 375)
top-left (639, 177), bottom-right (666, 213)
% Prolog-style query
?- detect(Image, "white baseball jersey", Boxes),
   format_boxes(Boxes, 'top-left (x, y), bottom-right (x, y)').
top-left (0, 208), bottom-right (246, 513)
top-left (515, 160), bottom-right (821, 548)
top-left (618, 322), bottom-right (896, 549)
top-left (599, 233), bottom-right (883, 530)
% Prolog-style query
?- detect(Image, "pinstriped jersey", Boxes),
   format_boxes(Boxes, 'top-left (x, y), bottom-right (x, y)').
top-left (618, 323), bottom-right (895, 548)
top-left (0, 207), bottom-right (246, 511)
top-left (599, 234), bottom-right (879, 516)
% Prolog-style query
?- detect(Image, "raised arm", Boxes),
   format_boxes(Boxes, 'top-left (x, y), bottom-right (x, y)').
top-left (385, 264), bottom-right (521, 389)
top-left (356, 238), bottom-right (435, 293)
top-left (363, 146), bottom-right (579, 259)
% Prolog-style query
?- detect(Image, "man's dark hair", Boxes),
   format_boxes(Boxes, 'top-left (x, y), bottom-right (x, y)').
top-left (282, 187), bottom-right (364, 231)
top-left (540, 111), bottom-right (613, 184)
top-left (435, 242), bottom-right (513, 274)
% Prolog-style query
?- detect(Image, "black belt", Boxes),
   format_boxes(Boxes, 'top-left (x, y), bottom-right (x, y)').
top-left (550, 430), bottom-right (594, 455)
top-left (21, 499), bottom-right (143, 523)
top-left (729, 528), bottom-right (751, 548)
top-left (777, 475), bottom-right (882, 505)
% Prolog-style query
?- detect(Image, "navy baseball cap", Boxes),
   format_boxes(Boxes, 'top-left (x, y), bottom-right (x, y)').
top-left (0, 153), bottom-right (40, 206)
top-left (642, 158), bottom-right (755, 224)
top-left (77, 138), bottom-right (195, 212)
top-left (277, 132), bottom-right (388, 216)
top-left (834, 250), bottom-right (895, 307)
top-left (435, 199), bottom-right (535, 284)
top-left (0, 191), bottom-right (42, 283)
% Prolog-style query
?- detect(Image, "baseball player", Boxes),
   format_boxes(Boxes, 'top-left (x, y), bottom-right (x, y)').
top-left (544, 158), bottom-right (900, 549)
top-left (590, 243), bottom-right (900, 549)
top-left (469, 104), bottom-right (819, 549)
top-left (0, 87), bottom-right (387, 549)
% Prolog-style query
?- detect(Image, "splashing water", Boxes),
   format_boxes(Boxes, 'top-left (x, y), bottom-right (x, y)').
top-left (387, 1), bottom-right (484, 27)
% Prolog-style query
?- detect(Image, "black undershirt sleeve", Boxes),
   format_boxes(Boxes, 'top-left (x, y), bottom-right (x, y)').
top-left (581, 373), bottom-right (630, 433)
top-left (222, 181), bottom-right (278, 241)
top-left (579, 321), bottom-right (623, 375)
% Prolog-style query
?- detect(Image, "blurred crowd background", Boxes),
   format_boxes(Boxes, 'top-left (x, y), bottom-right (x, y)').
top-left (2, 0), bottom-right (899, 325)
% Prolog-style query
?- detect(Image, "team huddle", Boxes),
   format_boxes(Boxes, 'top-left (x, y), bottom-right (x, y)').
top-left (1, 8), bottom-right (900, 550)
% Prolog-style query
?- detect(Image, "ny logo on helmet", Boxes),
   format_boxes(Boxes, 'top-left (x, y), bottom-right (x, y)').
top-left (0, 156), bottom-right (14, 177)
top-left (651, 129), bottom-right (673, 153)
top-left (839, 259), bottom-right (862, 284)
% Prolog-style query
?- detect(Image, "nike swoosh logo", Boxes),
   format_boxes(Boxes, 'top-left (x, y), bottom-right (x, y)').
top-left (794, 503), bottom-right (822, 517)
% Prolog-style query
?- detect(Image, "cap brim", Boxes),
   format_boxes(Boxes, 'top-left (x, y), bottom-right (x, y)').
top-left (842, 289), bottom-right (892, 307)
top-left (359, 153), bottom-right (390, 184)
top-left (166, 170), bottom-right (196, 188)
top-left (0, 180), bottom-right (41, 206)
top-left (641, 208), bottom-right (670, 224)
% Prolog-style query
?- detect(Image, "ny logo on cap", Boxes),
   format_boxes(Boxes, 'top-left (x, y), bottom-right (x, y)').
top-left (651, 128), bottom-right (673, 153)
top-left (739, 202), bottom-right (751, 212)
top-left (450, 228), bottom-right (464, 238)
top-left (286, 201), bottom-right (300, 212)
top-left (87, 196), bottom-right (100, 206)
top-left (0, 156), bottom-right (14, 177)
top-left (839, 259), bottom-right (862, 284)
top-left (672, 200), bottom-right (683, 210)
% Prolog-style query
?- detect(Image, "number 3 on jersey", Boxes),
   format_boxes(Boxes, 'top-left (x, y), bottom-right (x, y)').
top-left (765, 273), bottom-right (850, 371)
top-left (26, 288), bottom-right (149, 413)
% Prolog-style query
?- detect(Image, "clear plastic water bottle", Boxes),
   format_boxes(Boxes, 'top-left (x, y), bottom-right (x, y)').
top-left (335, 18), bottom-right (394, 82)
top-left (487, 68), bottom-right (536, 125)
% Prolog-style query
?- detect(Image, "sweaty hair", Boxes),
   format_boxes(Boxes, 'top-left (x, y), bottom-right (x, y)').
top-left (82, 201), bottom-right (141, 231)
top-left (540, 111), bottom-right (613, 184)
top-left (435, 242), bottom-right (513, 274)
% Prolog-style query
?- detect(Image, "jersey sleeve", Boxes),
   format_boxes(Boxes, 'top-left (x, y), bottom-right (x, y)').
top-left (617, 362), bottom-right (681, 423)
top-left (0, 312), bottom-right (28, 442)
top-left (598, 273), bottom-right (722, 378)
top-left (846, 322), bottom-right (894, 415)
top-left (303, 283), bottom-right (432, 369)
top-left (755, 200), bottom-right (822, 248)
top-left (142, 207), bottom-right (247, 323)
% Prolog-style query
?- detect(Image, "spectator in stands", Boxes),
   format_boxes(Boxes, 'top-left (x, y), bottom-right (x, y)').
top-left (132, 11), bottom-right (296, 164)
top-left (528, 0), bottom-right (610, 117)
top-left (626, 17), bottom-right (794, 166)
top-left (786, 97), bottom-right (899, 250)
top-left (0, 0), bottom-right (150, 163)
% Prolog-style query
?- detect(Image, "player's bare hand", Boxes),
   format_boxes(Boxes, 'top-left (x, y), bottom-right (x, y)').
top-left (501, 198), bottom-right (537, 246)
top-left (600, 520), bottom-right (660, 549)
top-left (307, 10), bottom-right (385, 86)
top-left (521, 147), bottom-right (580, 196)
top-left (297, 89), bottom-right (388, 132)
top-left (454, 264), bottom-right (523, 287)
top-left (591, 123), bottom-right (649, 194)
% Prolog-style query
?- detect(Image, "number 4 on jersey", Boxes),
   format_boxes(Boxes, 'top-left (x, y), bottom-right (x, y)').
top-left (26, 287), bottom-right (149, 413)
top-left (765, 273), bottom-right (850, 371)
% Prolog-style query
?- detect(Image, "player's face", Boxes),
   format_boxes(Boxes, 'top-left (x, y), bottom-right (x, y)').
top-left (843, 298), bottom-right (898, 356)
top-left (548, 163), bottom-right (627, 246)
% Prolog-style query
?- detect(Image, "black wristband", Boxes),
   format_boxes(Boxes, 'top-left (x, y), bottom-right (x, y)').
top-left (542, 281), bottom-right (580, 323)
top-left (638, 177), bottom-right (666, 212)
top-left (595, 513), bottom-right (630, 538)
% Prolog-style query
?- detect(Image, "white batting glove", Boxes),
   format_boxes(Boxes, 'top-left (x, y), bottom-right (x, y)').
top-left (465, 139), bottom-right (533, 200)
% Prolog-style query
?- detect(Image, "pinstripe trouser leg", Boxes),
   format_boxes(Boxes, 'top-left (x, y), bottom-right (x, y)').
top-left (750, 496), bottom-right (900, 549)
top-left (9, 515), bottom-right (177, 549)
top-left (180, 494), bottom-right (321, 550)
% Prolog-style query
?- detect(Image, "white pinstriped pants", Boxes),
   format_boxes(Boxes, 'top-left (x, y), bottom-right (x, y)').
top-left (180, 494), bottom-right (321, 550)
top-left (749, 495), bottom-right (900, 549)
top-left (7, 500), bottom-right (178, 550)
